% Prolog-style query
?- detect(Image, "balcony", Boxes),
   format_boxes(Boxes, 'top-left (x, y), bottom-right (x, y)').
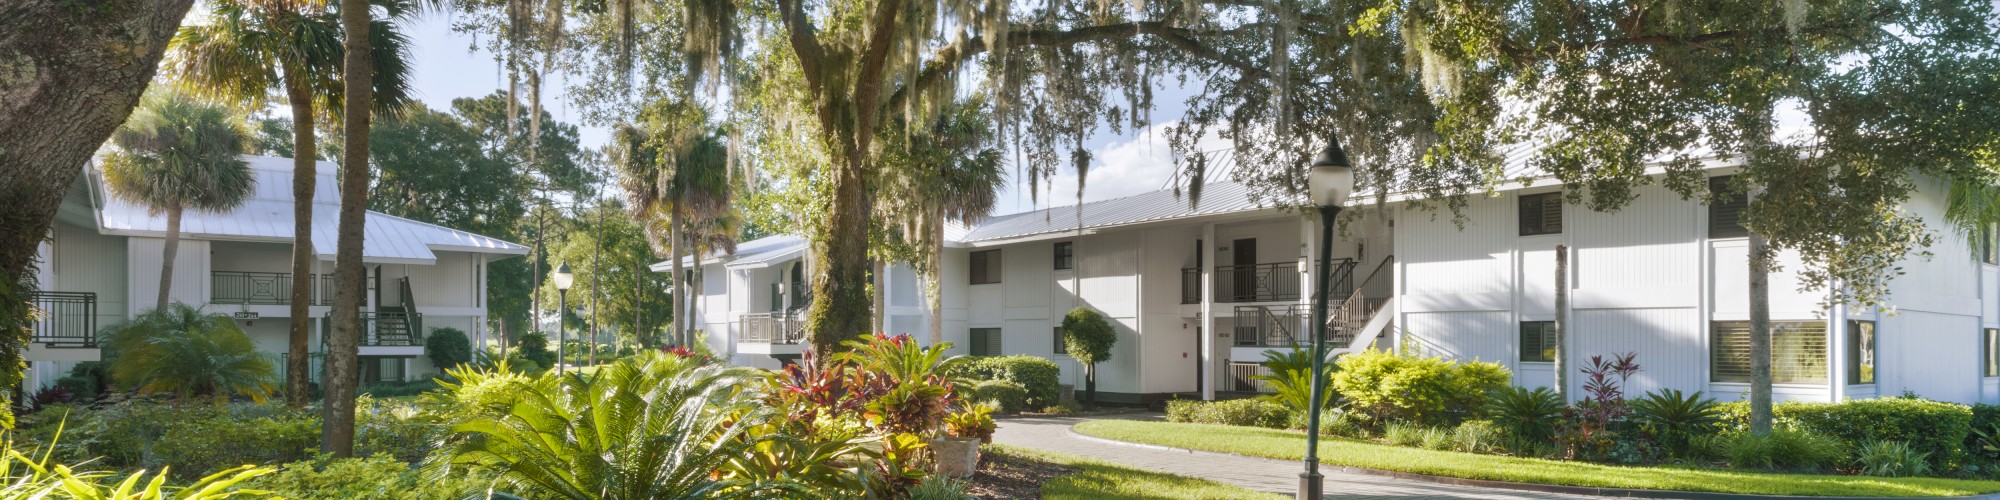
top-left (740, 311), bottom-right (806, 345)
top-left (1181, 259), bottom-right (1356, 304)
top-left (211, 271), bottom-right (337, 306)
top-left (28, 291), bottom-right (96, 348)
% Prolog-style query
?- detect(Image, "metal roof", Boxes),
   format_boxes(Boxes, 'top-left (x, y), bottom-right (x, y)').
top-left (94, 155), bottom-right (529, 264)
top-left (960, 181), bottom-right (1271, 243)
top-left (650, 234), bottom-right (805, 271)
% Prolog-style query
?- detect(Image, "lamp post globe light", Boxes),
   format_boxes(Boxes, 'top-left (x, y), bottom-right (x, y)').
top-left (552, 262), bottom-right (575, 374)
top-left (1300, 140), bottom-right (1354, 500)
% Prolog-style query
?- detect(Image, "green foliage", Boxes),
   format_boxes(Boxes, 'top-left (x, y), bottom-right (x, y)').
top-left (1856, 439), bottom-right (1933, 478)
top-left (905, 474), bottom-right (974, 500)
top-left (102, 303), bottom-right (276, 403)
top-left (1724, 429), bottom-right (1849, 472)
top-left (1060, 308), bottom-right (1116, 365)
top-left (54, 376), bottom-right (99, 400)
top-left (358, 379), bottom-right (438, 398)
top-left (950, 355), bottom-right (1062, 408)
top-left (1254, 348), bottom-right (1337, 416)
top-left (423, 327), bottom-right (471, 372)
top-left (0, 433), bottom-right (272, 499)
top-left (1970, 404), bottom-right (2000, 461)
top-left (514, 331), bottom-right (555, 368)
top-left (538, 201), bottom-right (675, 347)
top-left (1382, 421), bottom-right (1426, 447)
top-left (1718, 397), bottom-right (1970, 469)
top-left (968, 379), bottom-right (1030, 413)
top-left (1451, 420), bottom-right (1503, 454)
top-left (1332, 349), bottom-right (1511, 426)
top-left (943, 403), bottom-right (997, 443)
top-left (100, 88), bottom-right (254, 216)
top-left (15, 402), bottom-right (318, 480)
top-left (1163, 399), bottom-right (1290, 429)
top-left (249, 456), bottom-right (491, 500)
top-left (1483, 386), bottom-right (1564, 444)
top-left (1630, 389), bottom-right (1722, 456)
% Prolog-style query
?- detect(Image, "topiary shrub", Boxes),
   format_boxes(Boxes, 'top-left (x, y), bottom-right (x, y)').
top-left (968, 379), bottom-right (1031, 413)
top-left (951, 355), bottom-right (1061, 408)
top-left (1061, 307), bottom-right (1116, 408)
top-left (1332, 348), bottom-right (1510, 427)
top-left (424, 327), bottom-right (472, 372)
top-left (1163, 398), bottom-right (1289, 429)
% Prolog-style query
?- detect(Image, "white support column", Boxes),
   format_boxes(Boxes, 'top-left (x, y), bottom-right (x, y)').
top-left (1200, 222), bottom-right (1217, 401)
top-left (1300, 216), bottom-right (1316, 335)
top-left (1829, 295), bottom-right (1847, 403)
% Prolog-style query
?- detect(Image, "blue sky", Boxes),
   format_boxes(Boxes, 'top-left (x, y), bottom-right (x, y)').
top-left (398, 13), bottom-right (1217, 217)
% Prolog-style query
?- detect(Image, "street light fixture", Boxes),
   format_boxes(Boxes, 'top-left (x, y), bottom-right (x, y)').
top-left (552, 262), bottom-right (574, 375)
top-left (1300, 139), bottom-right (1354, 500)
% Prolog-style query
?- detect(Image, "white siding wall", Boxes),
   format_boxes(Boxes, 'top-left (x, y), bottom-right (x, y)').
top-left (52, 222), bottom-right (128, 323)
top-left (127, 237), bottom-right (210, 313)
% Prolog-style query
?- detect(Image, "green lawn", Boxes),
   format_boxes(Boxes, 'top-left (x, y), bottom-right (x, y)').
top-left (1073, 420), bottom-right (2000, 497)
top-left (985, 445), bottom-right (1284, 499)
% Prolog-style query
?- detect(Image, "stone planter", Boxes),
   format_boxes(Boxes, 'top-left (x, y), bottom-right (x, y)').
top-left (932, 436), bottom-right (981, 478)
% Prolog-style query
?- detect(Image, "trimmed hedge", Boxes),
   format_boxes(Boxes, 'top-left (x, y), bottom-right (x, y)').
top-left (1165, 398), bottom-right (1291, 429)
top-left (953, 355), bottom-right (1061, 408)
top-left (1718, 397), bottom-right (1971, 468)
top-left (969, 379), bottom-right (1031, 413)
top-left (1970, 403), bottom-right (2000, 460)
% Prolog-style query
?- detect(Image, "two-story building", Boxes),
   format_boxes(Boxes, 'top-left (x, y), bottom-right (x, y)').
top-left (676, 155), bottom-right (2000, 406)
top-left (25, 155), bottom-right (526, 391)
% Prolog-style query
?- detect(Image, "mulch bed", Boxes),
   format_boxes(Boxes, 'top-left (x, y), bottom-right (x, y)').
top-left (966, 449), bottom-right (1074, 499)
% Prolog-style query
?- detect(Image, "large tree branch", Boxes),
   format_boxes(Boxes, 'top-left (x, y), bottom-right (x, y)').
top-left (849, 0), bottom-right (905, 156)
top-left (883, 21), bottom-right (1271, 114)
top-left (774, 0), bottom-right (828, 97)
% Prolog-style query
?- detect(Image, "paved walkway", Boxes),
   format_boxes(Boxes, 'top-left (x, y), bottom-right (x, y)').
top-left (992, 415), bottom-right (1614, 500)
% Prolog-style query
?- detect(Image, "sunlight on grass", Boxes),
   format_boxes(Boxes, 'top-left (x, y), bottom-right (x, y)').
top-left (986, 445), bottom-right (1285, 500)
top-left (1072, 420), bottom-right (2000, 497)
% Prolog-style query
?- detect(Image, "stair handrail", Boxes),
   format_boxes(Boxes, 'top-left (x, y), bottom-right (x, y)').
top-left (398, 276), bottom-right (416, 312)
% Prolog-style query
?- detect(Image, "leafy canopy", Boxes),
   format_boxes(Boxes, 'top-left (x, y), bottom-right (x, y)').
top-left (100, 88), bottom-right (256, 216)
top-left (1061, 307), bottom-right (1115, 366)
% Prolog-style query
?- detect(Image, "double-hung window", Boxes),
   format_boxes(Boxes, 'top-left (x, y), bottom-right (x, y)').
top-left (1709, 176), bottom-right (1750, 238)
top-left (970, 328), bottom-right (1002, 356)
top-left (1711, 321), bottom-right (1828, 384)
top-left (1985, 328), bottom-right (1999, 378)
top-left (1519, 193), bottom-right (1563, 236)
top-left (1053, 326), bottom-right (1068, 354)
top-left (1054, 241), bottom-right (1075, 270)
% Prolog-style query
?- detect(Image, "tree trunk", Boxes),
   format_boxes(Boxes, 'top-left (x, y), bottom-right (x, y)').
top-left (282, 62), bottom-right (317, 406)
top-left (530, 210), bottom-right (543, 337)
top-left (324, 0), bottom-right (374, 458)
top-left (588, 207), bottom-right (601, 367)
top-left (690, 241), bottom-right (704, 347)
top-left (1084, 363), bottom-right (1098, 409)
top-left (805, 154), bottom-right (874, 357)
top-left (1554, 244), bottom-right (1569, 402)
top-left (1748, 193), bottom-right (1774, 436)
top-left (928, 213), bottom-right (944, 345)
top-left (669, 207), bottom-right (686, 346)
top-left (156, 206), bottom-right (183, 311)
top-left (636, 271), bottom-right (651, 350)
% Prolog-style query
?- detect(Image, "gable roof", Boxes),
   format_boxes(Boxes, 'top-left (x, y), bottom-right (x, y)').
top-left (93, 155), bottom-right (528, 264)
top-left (650, 234), bottom-right (805, 271)
top-left (959, 181), bottom-right (1271, 243)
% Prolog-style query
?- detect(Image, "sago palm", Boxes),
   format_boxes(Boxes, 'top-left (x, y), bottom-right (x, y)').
top-left (102, 303), bottom-right (278, 404)
top-left (425, 352), bottom-right (808, 499)
top-left (167, 0), bottom-right (418, 405)
top-left (1252, 347), bottom-right (1338, 416)
top-left (100, 89), bottom-right (256, 311)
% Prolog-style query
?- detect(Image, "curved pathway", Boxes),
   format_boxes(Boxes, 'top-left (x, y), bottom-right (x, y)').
top-left (993, 414), bottom-right (1611, 500)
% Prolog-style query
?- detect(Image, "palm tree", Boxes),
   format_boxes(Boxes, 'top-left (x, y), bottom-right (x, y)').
top-left (166, 0), bottom-right (416, 406)
top-left (100, 89), bottom-right (257, 311)
top-left (683, 209), bottom-right (740, 345)
top-left (612, 108), bottom-right (733, 347)
top-left (102, 303), bottom-right (278, 404)
top-left (880, 99), bottom-right (1005, 345)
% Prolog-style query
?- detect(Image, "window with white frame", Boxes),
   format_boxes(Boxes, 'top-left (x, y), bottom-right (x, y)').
top-left (1519, 193), bottom-right (1563, 236)
top-left (1847, 320), bottom-right (1875, 385)
top-left (1711, 321), bottom-right (1827, 384)
top-left (970, 250), bottom-right (1002, 285)
top-left (1519, 321), bottom-right (1557, 362)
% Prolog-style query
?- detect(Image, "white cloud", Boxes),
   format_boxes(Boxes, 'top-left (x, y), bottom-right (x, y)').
top-left (995, 121), bottom-right (1231, 215)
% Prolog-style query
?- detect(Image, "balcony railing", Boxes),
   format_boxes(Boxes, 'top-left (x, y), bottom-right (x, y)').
top-left (212, 271), bottom-right (344, 306)
top-left (1181, 259), bottom-right (1358, 304)
top-left (28, 291), bottom-right (96, 348)
top-left (740, 311), bottom-right (806, 344)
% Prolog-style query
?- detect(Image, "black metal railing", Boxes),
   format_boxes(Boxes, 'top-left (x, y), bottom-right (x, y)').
top-left (1181, 268), bottom-right (1201, 304)
top-left (1183, 259), bottom-right (1359, 305)
top-left (28, 291), bottom-right (96, 348)
top-left (740, 311), bottom-right (806, 344)
top-left (212, 271), bottom-right (338, 306)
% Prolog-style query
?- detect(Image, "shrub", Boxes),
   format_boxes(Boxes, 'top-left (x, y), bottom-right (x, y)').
top-left (1163, 399), bottom-right (1290, 429)
top-left (52, 376), bottom-right (97, 400)
top-left (1970, 404), bottom-right (2000, 460)
top-left (102, 303), bottom-right (277, 403)
top-left (1720, 397), bottom-right (1969, 469)
top-left (1630, 389), bottom-right (1721, 457)
top-left (968, 379), bottom-right (1031, 413)
top-left (1856, 439), bottom-right (1933, 477)
top-left (1038, 401), bottom-right (1082, 415)
top-left (251, 456), bottom-right (490, 499)
top-left (953, 355), bottom-right (1061, 408)
top-left (1452, 420), bottom-right (1503, 454)
top-left (1332, 349), bottom-right (1510, 426)
top-left (1726, 429), bottom-right (1847, 471)
top-left (1419, 426), bottom-right (1456, 451)
top-left (360, 379), bottom-right (440, 398)
top-left (1061, 307), bottom-right (1117, 407)
top-left (517, 331), bottom-right (556, 368)
top-left (424, 327), bottom-right (473, 371)
top-left (1484, 386), bottom-right (1564, 443)
top-left (1383, 421), bottom-right (1426, 447)
top-left (69, 361), bottom-right (109, 393)
top-left (1254, 348), bottom-right (1337, 416)
top-left (18, 402), bottom-right (324, 479)
top-left (907, 475), bottom-right (974, 500)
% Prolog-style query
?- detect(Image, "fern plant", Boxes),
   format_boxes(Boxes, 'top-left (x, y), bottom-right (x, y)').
top-left (1483, 386), bottom-right (1564, 443)
top-left (102, 303), bottom-right (276, 404)
top-left (1252, 348), bottom-right (1337, 416)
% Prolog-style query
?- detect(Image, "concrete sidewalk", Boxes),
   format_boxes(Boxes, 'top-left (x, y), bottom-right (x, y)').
top-left (992, 415), bottom-right (1609, 499)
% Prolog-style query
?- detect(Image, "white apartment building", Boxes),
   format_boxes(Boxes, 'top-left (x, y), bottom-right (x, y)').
top-left (25, 156), bottom-right (526, 391)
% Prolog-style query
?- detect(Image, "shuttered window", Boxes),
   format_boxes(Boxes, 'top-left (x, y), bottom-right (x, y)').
top-left (971, 250), bottom-right (1002, 285)
top-left (1847, 320), bottom-right (1876, 385)
top-left (971, 328), bottom-right (1003, 356)
top-left (1711, 321), bottom-right (1828, 384)
top-left (1054, 241), bottom-right (1074, 270)
top-left (1520, 321), bottom-right (1557, 362)
top-left (1519, 193), bottom-right (1563, 236)
top-left (1709, 176), bottom-right (1750, 239)
top-left (1053, 326), bottom-right (1068, 354)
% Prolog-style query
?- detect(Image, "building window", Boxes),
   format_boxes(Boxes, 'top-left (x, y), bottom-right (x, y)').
top-left (1053, 326), bottom-right (1068, 354)
top-left (1054, 241), bottom-right (1074, 270)
top-left (970, 250), bottom-right (1002, 285)
top-left (1519, 192), bottom-right (1563, 236)
top-left (1986, 328), bottom-right (1999, 378)
top-left (1847, 320), bottom-right (1875, 385)
top-left (1519, 321), bottom-right (1557, 362)
top-left (1981, 224), bottom-right (1998, 265)
top-left (1711, 321), bottom-right (1828, 384)
top-left (1709, 176), bottom-right (1750, 239)
top-left (971, 328), bottom-right (1002, 356)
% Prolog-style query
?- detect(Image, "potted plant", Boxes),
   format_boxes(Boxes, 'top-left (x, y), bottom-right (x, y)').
top-left (935, 403), bottom-right (996, 478)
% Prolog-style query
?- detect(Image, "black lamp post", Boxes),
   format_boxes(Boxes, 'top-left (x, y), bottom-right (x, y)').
top-left (552, 261), bottom-right (574, 375)
top-left (1300, 139), bottom-right (1354, 500)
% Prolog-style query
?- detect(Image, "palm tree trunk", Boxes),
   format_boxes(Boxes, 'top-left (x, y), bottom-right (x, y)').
top-left (156, 205), bottom-right (182, 311)
top-left (325, 0), bottom-right (375, 458)
top-left (691, 245), bottom-right (704, 346)
top-left (669, 207), bottom-right (686, 346)
top-left (281, 63), bottom-right (317, 406)
top-left (1554, 244), bottom-right (1569, 403)
top-left (928, 212), bottom-right (944, 345)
